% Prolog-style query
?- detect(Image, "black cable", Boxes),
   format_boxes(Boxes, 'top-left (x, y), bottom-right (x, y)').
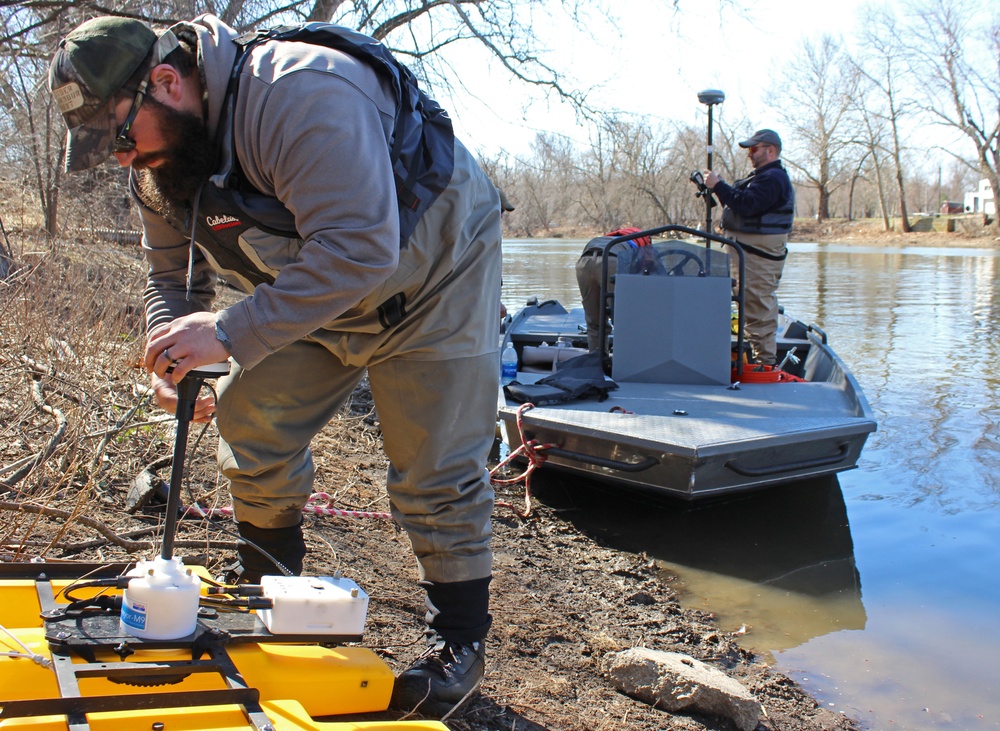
top-left (193, 517), bottom-right (296, 578)
top-left (236, 536), bottom-right (296, 577)
top-left (61, 577), bottom-right (125, 603)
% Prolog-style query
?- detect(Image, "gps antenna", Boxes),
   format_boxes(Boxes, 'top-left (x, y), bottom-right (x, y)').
top-left (697, 89), bottom-right (725, 235)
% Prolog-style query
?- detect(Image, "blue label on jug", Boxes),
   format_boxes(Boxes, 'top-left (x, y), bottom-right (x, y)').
top-left (121, 600), bottom-right (147, 630)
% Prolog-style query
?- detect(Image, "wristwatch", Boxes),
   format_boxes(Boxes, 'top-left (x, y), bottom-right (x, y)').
top-left (215, 321), bottom-right (233, 353)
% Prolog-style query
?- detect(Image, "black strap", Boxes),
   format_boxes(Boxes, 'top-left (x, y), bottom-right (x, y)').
top-left (377, 292), bottom-right (407, 328)
top-left (739, 240), bottom-right (788, 261)
top-left (231, 26), bottom-right (423, 213)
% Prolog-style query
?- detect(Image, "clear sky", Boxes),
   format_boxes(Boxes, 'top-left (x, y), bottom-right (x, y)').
top-left (439, 0), bottom-right (873, 159)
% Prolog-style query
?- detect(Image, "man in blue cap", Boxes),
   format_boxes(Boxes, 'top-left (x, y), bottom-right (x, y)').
top-left (704, 129), bottom-right (795, 365)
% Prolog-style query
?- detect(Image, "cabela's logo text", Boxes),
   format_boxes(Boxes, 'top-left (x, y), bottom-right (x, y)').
top-left (207, 214), bottom-right (241, 230)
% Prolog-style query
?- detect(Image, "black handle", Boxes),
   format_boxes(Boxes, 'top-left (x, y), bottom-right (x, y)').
top-left (725, 444), bottom-right (849, 477)
top-left (538, 445), bottom-right (659, 473)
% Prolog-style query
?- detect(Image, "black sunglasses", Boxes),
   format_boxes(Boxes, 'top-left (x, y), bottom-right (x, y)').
top-left (113, 80), bottom-right (149, 154)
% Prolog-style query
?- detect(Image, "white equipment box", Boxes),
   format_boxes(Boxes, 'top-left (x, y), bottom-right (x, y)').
top-left (258, 575), bottom-right (369, 635)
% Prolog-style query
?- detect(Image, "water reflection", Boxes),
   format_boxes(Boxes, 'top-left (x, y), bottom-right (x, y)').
top-left (531, 475), bottom-right (865, 658)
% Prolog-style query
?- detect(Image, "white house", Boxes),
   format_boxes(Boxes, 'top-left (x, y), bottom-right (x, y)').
top-left (964, 178), bottom-right (995, 215)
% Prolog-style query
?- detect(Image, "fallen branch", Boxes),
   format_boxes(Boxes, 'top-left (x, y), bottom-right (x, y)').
top-left (0, 500), bottom-right (236, 554)
top-left (4, 537), bottom-right (237, 554)
top-left (1, 500), bottom-right (147, 550)
top-left (1, 376), bottom-right (67, 491)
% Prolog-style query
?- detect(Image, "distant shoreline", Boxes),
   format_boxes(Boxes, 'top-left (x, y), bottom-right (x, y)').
top-left (511, 216), bottom-right (999, 249)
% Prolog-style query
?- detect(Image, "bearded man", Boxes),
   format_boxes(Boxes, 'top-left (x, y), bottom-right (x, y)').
top-left (704, 129), bottom-right (795, 365)
top-left (50, 15), bottom-right (502, 716)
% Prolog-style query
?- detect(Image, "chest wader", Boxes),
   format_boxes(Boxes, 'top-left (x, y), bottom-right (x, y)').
top-left (135, 23), bottom-right (456, 581)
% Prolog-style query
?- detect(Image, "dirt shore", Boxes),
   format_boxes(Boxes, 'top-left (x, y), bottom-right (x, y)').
top-left (790, 216), bottom-right (997, 248)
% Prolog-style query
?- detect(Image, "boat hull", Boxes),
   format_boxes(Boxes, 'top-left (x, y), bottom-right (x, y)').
top-left (500, 397), bottom-right (873, 499)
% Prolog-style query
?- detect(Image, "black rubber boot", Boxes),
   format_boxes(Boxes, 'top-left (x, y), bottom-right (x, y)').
top-left (390, 577), bottom-right (491, 716)
top-left (223, 520), bottom-right (306, 584)
top-left (389, 632), bottom-right (486, 716)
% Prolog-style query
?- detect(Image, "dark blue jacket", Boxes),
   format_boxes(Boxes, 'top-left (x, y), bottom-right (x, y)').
top-left (715, 160), bottom-right (794, 235)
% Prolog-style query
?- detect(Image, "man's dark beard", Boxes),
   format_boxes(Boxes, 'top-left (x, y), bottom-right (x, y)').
top-left (137, 98), bottom-right (217, 207)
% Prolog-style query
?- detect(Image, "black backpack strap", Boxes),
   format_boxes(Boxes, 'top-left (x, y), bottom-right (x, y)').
top-left (228, 25), bottom-right (438, 217)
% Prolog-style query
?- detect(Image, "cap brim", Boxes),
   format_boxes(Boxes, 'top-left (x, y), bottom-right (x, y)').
top-left (64, 99), bottom-right (116, 172)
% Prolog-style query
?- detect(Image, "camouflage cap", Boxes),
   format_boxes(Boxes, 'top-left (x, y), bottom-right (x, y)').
top-left (49, 17), bottom-right (176, 172)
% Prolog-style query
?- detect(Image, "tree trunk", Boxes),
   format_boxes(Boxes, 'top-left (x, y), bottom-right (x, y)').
top-left (872, 155), bottom-right (891, 232)
top-left (817, 187), bottom-right (831, 220)
top-left (987, 169), bottom-right (1000, 233)
top-left (0, 217), bottom-right (13, 281)
top-left (307, 0), bottom-right (347, 22)
top-left (44, 184), bottom-right (58, 238)
top-left (891, 123), bottom-right (911, 233)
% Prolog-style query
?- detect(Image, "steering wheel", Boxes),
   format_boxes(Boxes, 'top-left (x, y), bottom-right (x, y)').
top-left (656, 248), bottom-right (706, 276)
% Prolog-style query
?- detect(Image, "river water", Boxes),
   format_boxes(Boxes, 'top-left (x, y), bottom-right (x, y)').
top-left (500, 238), bottom-right (1000, 731)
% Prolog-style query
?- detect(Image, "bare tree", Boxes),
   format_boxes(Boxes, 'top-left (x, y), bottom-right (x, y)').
top-left (768, 35), bottom-right (858, 220)
top-left (906, 0), bottom-right (1000, 231)
top-left (852, 5), bottom-right (915, 231)
top-left (615, 118), bottom-right (690, 226)
top-left (0, 0), bottom-right (606, 237)
top-left (507, 132), bottom-right (579, 236)
top-left (846, 69), bottom-right (892, 228)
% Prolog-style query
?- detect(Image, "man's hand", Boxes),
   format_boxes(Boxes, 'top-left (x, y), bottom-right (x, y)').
top-left (144, 311), bottom-right (230, 380)
top-left (150, 372), bottom-right (218, 422)
top-left (704, 170), bottom-right (722, 189)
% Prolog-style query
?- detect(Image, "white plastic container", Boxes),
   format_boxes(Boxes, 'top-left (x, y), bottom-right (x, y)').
top-left (120, 557), bottom-right (202, 639)
top-left (258, 575), bottom-right (369, 636)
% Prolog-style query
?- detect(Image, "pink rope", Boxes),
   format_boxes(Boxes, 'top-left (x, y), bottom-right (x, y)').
top-left (182, 492), bottom-right (393, 521)
top-left (180, 403), bottom-right (556, 523)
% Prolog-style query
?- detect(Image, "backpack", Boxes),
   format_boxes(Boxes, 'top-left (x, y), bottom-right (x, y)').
top-left (219, 23), bottom-right (456, 249)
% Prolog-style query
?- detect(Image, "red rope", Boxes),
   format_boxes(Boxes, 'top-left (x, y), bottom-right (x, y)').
top-left (491, 403), bottom-right (559, 519)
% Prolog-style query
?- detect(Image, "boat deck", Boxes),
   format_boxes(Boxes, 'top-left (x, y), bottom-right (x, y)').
top-left (498, 297), bottom-right (876, 498)
top-left (502, 376), bottom-right (872, 459)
